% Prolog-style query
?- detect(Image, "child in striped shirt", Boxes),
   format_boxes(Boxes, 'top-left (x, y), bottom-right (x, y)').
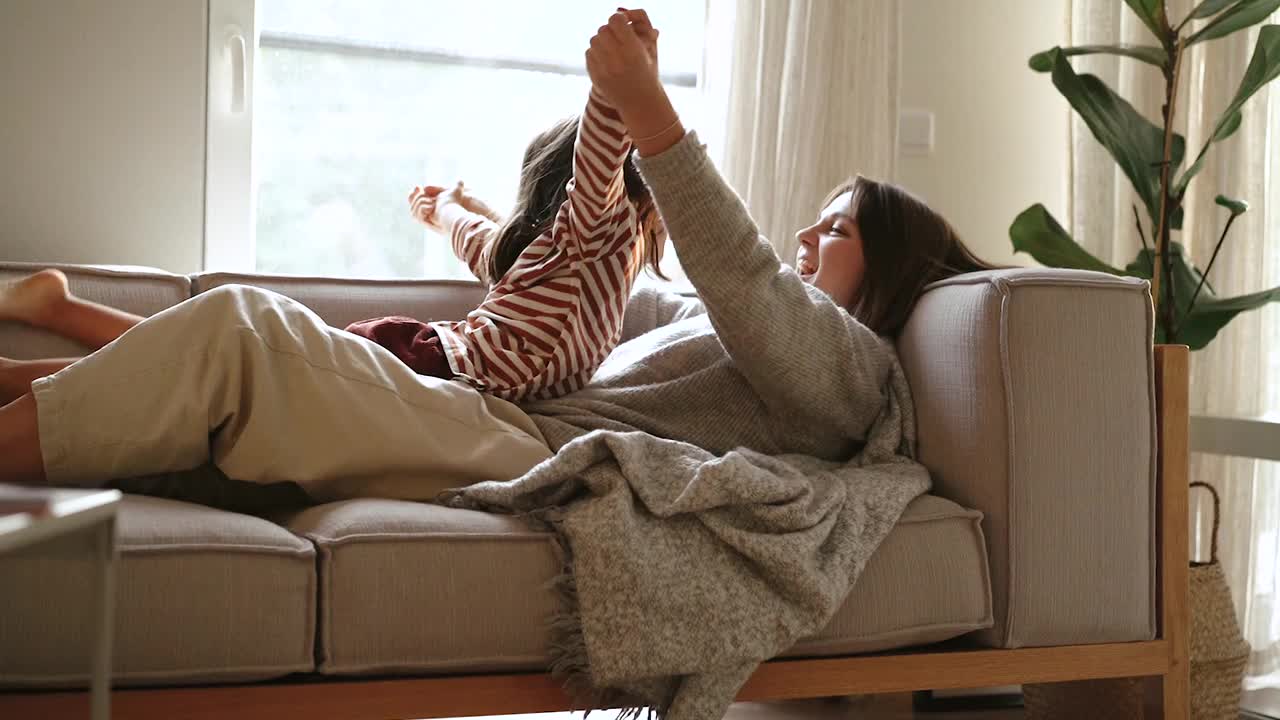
top-left (345, 88), bottom-right (668, 402)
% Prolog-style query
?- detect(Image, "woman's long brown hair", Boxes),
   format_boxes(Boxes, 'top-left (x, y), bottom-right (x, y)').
top-left (827, 176), bottom-right (999, 336)
top-left (486, 117), bottom-right (666, 284)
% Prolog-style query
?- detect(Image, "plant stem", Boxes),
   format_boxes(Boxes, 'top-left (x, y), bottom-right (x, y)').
top-left (1178, 214), bottom-right (1237, 335)
top-left (1153, 38), bottom-right (1184, 342)
top-left (1159, 0), bottom-right (1177, 50)
top-left (1173, 6), bottom-right (1195, 36)
top-left (1133, 204), bottom-right (1151, 254)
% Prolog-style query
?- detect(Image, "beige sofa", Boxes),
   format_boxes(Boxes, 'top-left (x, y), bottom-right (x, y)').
top-left (0, 262), bottom-right (1190, 719)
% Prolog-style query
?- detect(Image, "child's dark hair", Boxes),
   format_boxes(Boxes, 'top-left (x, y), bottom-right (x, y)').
top-left (487, 117), bottom-right (667, 284)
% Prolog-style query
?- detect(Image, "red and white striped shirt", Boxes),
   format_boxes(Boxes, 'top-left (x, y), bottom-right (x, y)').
top-left (430, 92), bottom-right (646, 402)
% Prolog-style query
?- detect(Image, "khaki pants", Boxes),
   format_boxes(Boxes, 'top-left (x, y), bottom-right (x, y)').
top-left (32, 285), bottom-right (553, 502)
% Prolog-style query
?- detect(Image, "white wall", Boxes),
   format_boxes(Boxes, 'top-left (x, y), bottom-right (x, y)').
top-left (897, 0), bottom-right (1070, 267)
top-left (0, 0), bottom-right (207, 273)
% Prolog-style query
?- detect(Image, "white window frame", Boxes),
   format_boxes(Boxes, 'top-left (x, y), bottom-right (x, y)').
top-left (205, 0), bottom-right (258, 272)
top-left (1191, 415), bottom-right (1280, 462)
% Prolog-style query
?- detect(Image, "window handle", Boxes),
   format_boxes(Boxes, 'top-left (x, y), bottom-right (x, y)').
top-left (225, 27), bottom-right (247, 114)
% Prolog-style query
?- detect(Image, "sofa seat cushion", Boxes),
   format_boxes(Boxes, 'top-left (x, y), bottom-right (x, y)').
top-left (0, 496), bottom-right (316, 687)
top-left (285, 494), bottom-right (992, 676)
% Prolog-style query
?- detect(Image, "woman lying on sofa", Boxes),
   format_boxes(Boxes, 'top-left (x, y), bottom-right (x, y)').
top-left (0, 9), bottom-right (994, 503)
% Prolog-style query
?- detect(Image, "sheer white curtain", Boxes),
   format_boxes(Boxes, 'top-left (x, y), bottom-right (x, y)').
top-left (1070, 0), bottom-right (1280, 682)
top-left (700, 0), bottom-right (899, 265)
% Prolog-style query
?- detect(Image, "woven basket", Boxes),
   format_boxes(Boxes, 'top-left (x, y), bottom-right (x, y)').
top-left (1188, 482), bottom-right (1250, 720)
top-left (1024, 482), bottom-right (1250, 719)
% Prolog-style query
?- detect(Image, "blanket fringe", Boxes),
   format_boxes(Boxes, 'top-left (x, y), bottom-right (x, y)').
top-left (534, 507), bottom-right (663, 720)
top-left (437, 493), bottom-right (666, 719)
top-left (538, 508), bottom-right (610, 709)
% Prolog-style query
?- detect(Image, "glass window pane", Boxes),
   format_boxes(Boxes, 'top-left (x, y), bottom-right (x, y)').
top-left (254, 2), bottom-right (703, 280)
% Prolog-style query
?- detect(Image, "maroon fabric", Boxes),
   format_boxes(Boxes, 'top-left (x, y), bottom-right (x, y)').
top-left (344, 316), bottom-right (454, 380)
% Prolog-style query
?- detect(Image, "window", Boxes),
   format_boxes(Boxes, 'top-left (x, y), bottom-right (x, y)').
top-left (206, 0), bottom-right (706, 281)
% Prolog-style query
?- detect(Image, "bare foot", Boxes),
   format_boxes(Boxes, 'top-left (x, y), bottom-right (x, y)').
top-left (0, 269), bottom-right (70, 326)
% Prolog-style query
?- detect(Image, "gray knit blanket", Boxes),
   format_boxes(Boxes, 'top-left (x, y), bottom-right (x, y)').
top-left (437, 365), bottom-right (928, 720)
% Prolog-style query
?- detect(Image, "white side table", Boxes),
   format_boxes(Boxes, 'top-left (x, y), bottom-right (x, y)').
top-left (0, 486), bottom-right (122, 720)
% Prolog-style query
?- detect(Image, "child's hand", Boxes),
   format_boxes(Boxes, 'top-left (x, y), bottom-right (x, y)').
top-left (409, 185), bottom-right (447, 229)
top-left (410, 182), bottom-right (504, 229)
top-left (412, 183), bottom-right (453, 228)
top-left (586, 11), bottom-right (662, 113)
top-left (587, 8), bottom-right (683, 156)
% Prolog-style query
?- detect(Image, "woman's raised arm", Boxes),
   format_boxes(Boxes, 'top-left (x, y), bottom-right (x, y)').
top-left (634, 133), bottom-right (894, 430)
top-left (588, 10), bottom-right (893, 431)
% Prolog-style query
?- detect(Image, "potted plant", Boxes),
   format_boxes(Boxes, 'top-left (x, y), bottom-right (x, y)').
top-left (1008, 0), bottom-right (1280, 349)
top-left (1011, 3), bottom-right (1279, 717)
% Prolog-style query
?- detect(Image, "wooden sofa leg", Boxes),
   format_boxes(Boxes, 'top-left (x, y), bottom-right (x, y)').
top-left (1163, 677), bottom-right (1189, 720)
top-left (1142, 674), bottom-right (1189, 720)
top-left (1154, 346), bottom-right (1190, 720)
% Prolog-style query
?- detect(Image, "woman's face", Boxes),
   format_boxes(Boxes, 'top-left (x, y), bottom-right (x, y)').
top-left (794, 191), bottom-right (866, 309)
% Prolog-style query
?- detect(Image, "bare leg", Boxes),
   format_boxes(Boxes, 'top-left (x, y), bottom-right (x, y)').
top-left (0, 357), bottom-right (79, 405)
top-left (0, 269), bottom-right (144, 350)
top-left (0, 393), bottom-right (45, 485)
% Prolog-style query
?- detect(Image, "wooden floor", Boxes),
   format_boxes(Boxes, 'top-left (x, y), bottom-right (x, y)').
top-left (449, 689), bottom-right (1280, 719)
top-left (1244, 686), bottom-right (1280, 718)
top-left (726, 695), bottom-right (1022, 719)
top-left (449, 694), bottom-right (1020, 719)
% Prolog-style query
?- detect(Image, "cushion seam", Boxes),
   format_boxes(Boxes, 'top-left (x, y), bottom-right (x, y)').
top-left (794, 619), bottom-right (995, 649)
top-left (120, 544), bottom-right (315, 556)
top-left (924, 272), bottom-right (1149, 293)
top-left (896, 510), bottom-right (984, 524)
top-left (1, 260), bottom-right (188, 283)
top-left (192, 274), bottom-right (484, 292)
top-left (0, 661), bottom-right (315, 685)
top-left (995, 278), bottom-right (1017, 648)
top-left (298, 510), bottom-right (984, 543)
top-left (300, 531), bottom-right (554, 545)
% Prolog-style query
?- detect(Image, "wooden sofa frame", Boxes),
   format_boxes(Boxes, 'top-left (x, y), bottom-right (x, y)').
top-left (1, 346), bottom-right (1191, 719)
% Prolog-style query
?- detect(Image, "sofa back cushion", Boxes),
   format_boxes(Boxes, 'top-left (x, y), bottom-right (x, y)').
top-left (190, 272), bottom-right (487, 330)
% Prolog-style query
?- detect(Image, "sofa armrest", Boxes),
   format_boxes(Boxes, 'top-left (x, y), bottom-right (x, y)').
top-left (897, 268), bottom-right (1156, 648)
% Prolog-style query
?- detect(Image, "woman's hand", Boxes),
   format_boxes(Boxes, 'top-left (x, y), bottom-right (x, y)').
top-left (586, 11), bottom-right (660, 112)
top-left (626, 8), bottom-right (660, 66)
top-left (585, 9), bottom-right (684, 156)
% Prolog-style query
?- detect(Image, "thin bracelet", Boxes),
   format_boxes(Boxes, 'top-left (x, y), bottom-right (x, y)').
top-left (634, 118), bottom-right (682, 143)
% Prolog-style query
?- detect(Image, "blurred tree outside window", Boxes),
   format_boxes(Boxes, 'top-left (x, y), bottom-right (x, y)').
top-left (255, 0), bottom-right (705, 281)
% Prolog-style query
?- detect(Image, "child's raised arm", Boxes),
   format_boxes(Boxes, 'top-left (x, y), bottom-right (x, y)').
top-left (559, 91), bottom-right (633, 259)
top-left (412, 183), bottom-right (500, 285)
